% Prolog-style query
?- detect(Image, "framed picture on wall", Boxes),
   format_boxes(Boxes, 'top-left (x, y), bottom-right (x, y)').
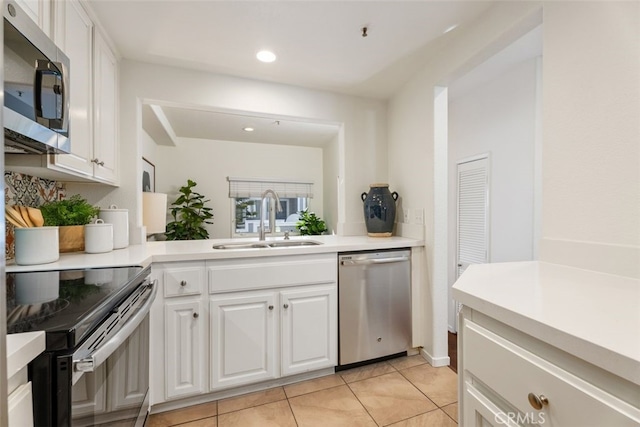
top-left (142, 157), bottom-right (155, 192)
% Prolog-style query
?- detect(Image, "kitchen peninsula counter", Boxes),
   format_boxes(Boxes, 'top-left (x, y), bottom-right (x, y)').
top-left (453, 261), bottom-right (640, 386)
top-left (5, 235), bottom-right (423, 272)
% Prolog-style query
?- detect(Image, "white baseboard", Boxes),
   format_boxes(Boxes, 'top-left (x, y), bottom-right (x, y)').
top-left (420, 348), bottom-right (450, 368)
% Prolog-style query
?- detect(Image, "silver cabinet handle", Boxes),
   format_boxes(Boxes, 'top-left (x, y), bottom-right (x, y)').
top-left (283, 303), bottom-right (289, 309)
top-left (193, 312), bottom-right (199, 319)
top-left (268, 305), bottom-right (274, 310)
top-left (180, 280), bottom-right (187, 287)
top-left (90, 158), bottom-right (105, 166)
top-left (527, 393), bottom-right (549, 410)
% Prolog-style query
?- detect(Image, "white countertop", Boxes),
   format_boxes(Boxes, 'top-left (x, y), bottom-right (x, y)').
top-left (6, 235), bottom-right (422, 363)
top-left (7, 331), bottom-right (45, 379)
top-left (6, 235), bottom-right (422, 272)
top-left (452, 261), bottom-right (640, 386)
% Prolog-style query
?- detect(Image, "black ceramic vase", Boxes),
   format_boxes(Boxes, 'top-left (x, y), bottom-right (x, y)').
top-left (361, 184), bottom-right (399, 237)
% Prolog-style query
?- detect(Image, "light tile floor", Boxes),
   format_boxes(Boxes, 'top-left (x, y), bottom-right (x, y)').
top-left (148, 356), bottom-right (458, 427)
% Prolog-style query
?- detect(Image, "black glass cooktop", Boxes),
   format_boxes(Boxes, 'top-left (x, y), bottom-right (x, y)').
top-left (6, 266), bottom-right (148, 350)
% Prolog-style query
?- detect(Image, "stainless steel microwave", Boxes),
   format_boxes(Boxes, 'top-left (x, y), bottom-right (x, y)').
top-left (4, 0), bottom-right (70, 154)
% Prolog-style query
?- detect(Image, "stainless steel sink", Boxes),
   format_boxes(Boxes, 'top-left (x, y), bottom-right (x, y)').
top-left (267, 240), bottom-right (321, 248)
top-left (212, 242), bottom-right (270, 250)
top-left (212, 240), bottom-right (322, 250)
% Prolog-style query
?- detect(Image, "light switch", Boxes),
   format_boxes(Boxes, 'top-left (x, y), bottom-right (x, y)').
top-left (414, 208), bottom-right (424, 225)
top-left (403, 209), bottom-right (410, 223)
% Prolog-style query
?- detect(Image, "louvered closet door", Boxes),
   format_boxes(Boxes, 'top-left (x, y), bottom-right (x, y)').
top-left (457, 157), bottom-right (489, 278)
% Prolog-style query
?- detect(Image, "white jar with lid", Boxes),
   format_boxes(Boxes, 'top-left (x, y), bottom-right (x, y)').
top-left (98, 205), bottom-right (129, 249)
top-left (84, 219), bottom-right (114, 254)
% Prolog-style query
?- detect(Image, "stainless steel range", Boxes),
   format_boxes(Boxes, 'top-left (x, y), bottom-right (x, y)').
top-left (6, 265), bottom-right (156, 427)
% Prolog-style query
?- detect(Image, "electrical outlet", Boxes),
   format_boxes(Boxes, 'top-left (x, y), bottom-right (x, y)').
top-left (403, 208), bottom-right (410, 223)
top-left (414, 208), bottom-right (424, 225)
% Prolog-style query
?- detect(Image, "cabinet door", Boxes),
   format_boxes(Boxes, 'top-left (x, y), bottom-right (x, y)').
top-left (280, 285), bottom-right (337, 376)
top-left (462, 381), bottom-right (524, 427)
top-left (14, 0), bottom-right (51, 35)
top-left (52, 0), bottom-right (93, 177)
top-left (92, 29), bottom-right (118, 184)
top-left (165, 299), bottom-right (204, 400)
top-left (210, 292), bottom-right (277, 390)
top-left (8, 382), bottom-right (34, 427)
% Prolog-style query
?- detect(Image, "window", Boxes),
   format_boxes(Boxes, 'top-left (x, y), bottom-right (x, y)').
top-left (228, 177), bottom-right (313, 237)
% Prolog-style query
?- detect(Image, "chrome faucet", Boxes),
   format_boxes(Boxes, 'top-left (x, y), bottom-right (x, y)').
top-left (259, 189), bottom-right (282, 241)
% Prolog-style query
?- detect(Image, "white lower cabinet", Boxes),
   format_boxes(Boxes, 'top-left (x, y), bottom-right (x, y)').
top-left (150, 261), bottom-right (206, 405)
top-left (8, 382), bottom-right (34, 427)
top-left (459, 309), bottom-right (640, 426)
top-left (165, 299), bottom-right (205, 399)
top-left (209, 284), bottom-right (337, 391)
top-left (151, 254), bottom-right (338, 406)
top-left (209, 292), bottom-right (278, 390)
top-left (280, 286), bottom-right (337, 376)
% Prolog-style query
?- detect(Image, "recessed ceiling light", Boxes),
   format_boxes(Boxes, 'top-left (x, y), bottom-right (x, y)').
top-left (256, 50), bottom-right (276, 63)
top-left (243, 127), bottom-right (254, 132)
top-left (444, 24), bottom-right (458, 34)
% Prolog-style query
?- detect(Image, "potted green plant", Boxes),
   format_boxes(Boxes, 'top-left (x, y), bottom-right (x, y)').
top-left (165, 179), bottom-right (214, 240)
top-left (295, 209), bottom-right (328, 235)
top-left (40, 195), bottom-right (99, 252)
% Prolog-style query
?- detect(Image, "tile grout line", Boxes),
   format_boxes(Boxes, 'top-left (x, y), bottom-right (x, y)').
top-left (343, 380), bottom-right (383, 427)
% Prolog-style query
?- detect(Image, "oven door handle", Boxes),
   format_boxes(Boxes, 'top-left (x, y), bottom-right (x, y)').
top-left (74, 279), bottom-right (158, 373)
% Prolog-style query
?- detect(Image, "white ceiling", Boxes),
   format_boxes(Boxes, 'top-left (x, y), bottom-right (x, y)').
top-left (88, 1), bottom-right (495, 99)
top-left (90, 1), bottom-right (540, 147)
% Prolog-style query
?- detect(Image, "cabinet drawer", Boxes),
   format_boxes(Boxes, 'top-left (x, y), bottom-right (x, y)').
top-left (159, 262), bottom-right (205, 297)
top-left (463, 321), bottom-right (640, 426)
top-left (8, 382), bottom-right (33, 427)
top-left (207, 254), bottom-right (337, 293)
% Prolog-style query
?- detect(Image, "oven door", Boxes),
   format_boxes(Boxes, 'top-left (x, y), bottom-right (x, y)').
top-left (67, 280), bottom-right (157, 427)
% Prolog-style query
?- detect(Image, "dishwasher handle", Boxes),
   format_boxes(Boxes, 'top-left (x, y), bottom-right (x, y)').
top-left (340, 255), bottom-right (409, 266)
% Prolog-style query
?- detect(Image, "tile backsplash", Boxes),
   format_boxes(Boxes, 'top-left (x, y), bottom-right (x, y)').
top-left (5, 172), bottom-right (66, 259)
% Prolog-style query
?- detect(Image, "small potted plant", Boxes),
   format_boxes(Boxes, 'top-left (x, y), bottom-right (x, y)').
top-left (295, 209), bottom-right (328, 235)
top-left (165, 179), bottom-right (214, 240)
top-left (40, 195), bottom-right (99, 252)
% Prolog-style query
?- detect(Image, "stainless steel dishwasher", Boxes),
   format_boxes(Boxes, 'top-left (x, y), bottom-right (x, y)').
top-left (338, 249), bottom-right (411, 367)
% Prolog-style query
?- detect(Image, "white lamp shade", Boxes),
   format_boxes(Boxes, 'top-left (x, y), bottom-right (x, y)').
top-left (142, 192), bottom-right (168, 234)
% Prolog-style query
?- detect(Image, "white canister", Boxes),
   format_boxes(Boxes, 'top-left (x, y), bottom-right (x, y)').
top-left (14, 226), bottom-right (60, 265)
top-left (84, 219), bottom-right (114, 254)
top-left (98, 205), bottom-right (129, 249)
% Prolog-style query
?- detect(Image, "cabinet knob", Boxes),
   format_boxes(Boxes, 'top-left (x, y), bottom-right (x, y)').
top-left (268, 305), bottom-right (274, 310)
top-left (527, 393), bottom-right (548, 410)
top-left (180, 280), bottom-right (187, 287)
top-left (193, 312), bottom-right (199, 319)
top-left (91, 158), bottom-right (105, 166)
top-left (283, 303), bottom-right (289, 309)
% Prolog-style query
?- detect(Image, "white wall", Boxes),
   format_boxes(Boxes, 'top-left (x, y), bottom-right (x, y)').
top-left (151, 137), bottom-right (323, 239)
top-left (388, 1), bottom-right (640, 363)
top-left (388, 1), bottom-right (542, 366)
top-left (449, 57), bottom-right (539, 264)
top-left (447, 57), bottom-right (539, 331)
top-left (540, 2), bottom-right (640, 278)
top-left (323, 133), bottom-right (340, 235)
top-left (116, 60), bottom-right (387, 243)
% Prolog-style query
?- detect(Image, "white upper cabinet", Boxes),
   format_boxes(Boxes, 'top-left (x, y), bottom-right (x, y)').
top-left (52, 0), bottom-right (94, 178)
top-left (13, 0), bottom-right (51, 36)
top-left (6, 0), bottom-right (120, 185)
top-left (92, 28), bottom-right (118, 184)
